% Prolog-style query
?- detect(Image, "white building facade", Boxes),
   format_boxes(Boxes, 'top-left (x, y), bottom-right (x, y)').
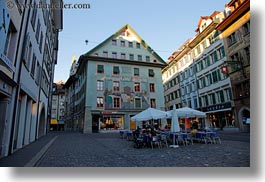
top-left (163, 11), bottom-right (236, 130)
top-left (0, 0), bottom-right (63, 158)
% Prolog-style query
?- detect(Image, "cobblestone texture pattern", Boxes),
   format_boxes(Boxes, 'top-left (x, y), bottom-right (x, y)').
top-left (37, 132), bottom-right (250, 167)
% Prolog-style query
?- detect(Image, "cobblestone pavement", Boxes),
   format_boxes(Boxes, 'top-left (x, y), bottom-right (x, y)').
top-left (37, 132), bottom-right (250, 167)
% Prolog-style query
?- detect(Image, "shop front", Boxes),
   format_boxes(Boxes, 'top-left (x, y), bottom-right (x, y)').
top-left (92, 111), bottom-right (125, 132)
top-left (202, 103), bottom-right (236, 130)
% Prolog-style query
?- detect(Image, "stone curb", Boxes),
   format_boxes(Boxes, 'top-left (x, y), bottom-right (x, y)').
top-left (24, 136), bottom-right (58, 167)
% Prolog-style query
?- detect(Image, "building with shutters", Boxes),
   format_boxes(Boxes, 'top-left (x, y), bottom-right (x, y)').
top-left (216, 0), bottom-right (250, 132)
top-left (163, 10), bottom-right (236, 131)
top-left (50, 81), bottom-right (65, 131)
top-left (64, 24), bottom-right (167, 133)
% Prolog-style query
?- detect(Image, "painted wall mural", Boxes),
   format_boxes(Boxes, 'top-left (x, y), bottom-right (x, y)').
top-left (103, 81), bottom-right (149, 110)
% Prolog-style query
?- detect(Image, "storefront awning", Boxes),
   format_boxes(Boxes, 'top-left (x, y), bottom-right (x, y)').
top-left (50, 119), bottom-right (58, 124)
top-left (205, 108), bottom-right (231, 114)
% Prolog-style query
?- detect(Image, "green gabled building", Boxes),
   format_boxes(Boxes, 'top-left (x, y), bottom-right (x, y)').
top-left (64, 24), bottom-right (167, 133)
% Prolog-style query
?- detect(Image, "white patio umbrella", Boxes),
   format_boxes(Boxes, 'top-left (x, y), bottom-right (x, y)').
top-left (131, 108), bottom-right (169, 122)
top-left (167, 107), bottom-right (206, 118)
top-left (170, 105), bottom-right (180, 148)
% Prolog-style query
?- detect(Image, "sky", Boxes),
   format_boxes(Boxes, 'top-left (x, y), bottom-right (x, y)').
top-left (54, 0), bottom-right (230, 82)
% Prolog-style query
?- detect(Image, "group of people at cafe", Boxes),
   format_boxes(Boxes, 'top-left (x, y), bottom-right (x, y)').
top-left (131, 119), bottom-right (217, 148)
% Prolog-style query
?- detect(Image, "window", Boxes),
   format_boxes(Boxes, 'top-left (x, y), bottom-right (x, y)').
top-left (113, 66), bottom-right (120, 75)
top-left (31, 2), bottom-right (37, 28)
top-left (120, 40), bottom-right (125, 47)
top-left (128, 42), bottom-right (133, 48)
top-left (97, 65), bottom-right (104, 74)
top-left (4, 29), bottom-right (12, 56)
top-left (134, 82), bottom-right (140, 92)
top-left (112, 52), bottom-right (117, 59)
top-left (25, 42), bottom-right (32, 69)
top-left (97, 97), bottom-right (104, 107)
top-left (137, 55), bottom-right (142, 61)
top-left (212, 71), bottom-right (218, 83)
top-left (201, 77), bottom-right (206, 87)
top-left (197, 45), bottom-right (201, 54)
top-left (39, 31), bottom-right (43, 52)
top-left (36, 62), bottom-right (41, 85)
top-left (113, 81), bottom-right (120, 92)
top-left (207, 74), bottom-right (212, 85)
top-left (121, 53), bottom-right (126, 59)
top-left (212, 51), bottom-right (218, 63)
top-left (217, 90), bottom-right (225, 103)
top-left (129, 54), bottom-right (134, 60)
top-left (136, 43), bottom-right (141, 48)
top-left (148, 69), bottom-right (155, 77)
top-left (225, 88), bottom-right (233, 101)
top-left (203, 39), bottom-right (208, 49)
top-left (35, 19), bottom-right (41, 42)
top-left (145, 56), bottom-right (150, 62)
top-left (206, 56), bottom-right (211, 66)
top-left (203, 95), bottom-right (209, 106)
top-left (210, 93), bottom-right (216, 105)
top-left (112, 39), bottom-right (117, 46)
top-left (218, 46), bottom-right (226, 59)
top-left (149, 83), bottom-right (155, 92)
top-left (135, 98), bottom-right (141, 108)
top-left (134, 68), bottom-right (139, 76)
top-left (103, 51), bottom-right (108, 57)
top-left (150, 99), bottom-right (156, 108)
top-left (228, 32), bottom-right (238, 46)
top-left (113, 98), bottom-right (120, 108)
top-left (31, 54), bottom-right (36, 77)
top-left (97, 80), bottom-right (104, 91)
top-left (242, 21), bottom-right (250, 35)
top-left (244, 47), bottom-right (250, 64)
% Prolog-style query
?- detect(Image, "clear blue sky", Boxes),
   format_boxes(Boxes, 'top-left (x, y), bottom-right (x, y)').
top-left (54, 0), bottom-right (229, 82)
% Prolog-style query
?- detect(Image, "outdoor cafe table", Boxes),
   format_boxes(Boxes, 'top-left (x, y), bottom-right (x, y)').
top-left (119, 130), bottom-right (133, 140)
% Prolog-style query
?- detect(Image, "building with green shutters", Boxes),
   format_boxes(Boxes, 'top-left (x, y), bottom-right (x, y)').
top-left (64, 24), bottom-right (167, 133)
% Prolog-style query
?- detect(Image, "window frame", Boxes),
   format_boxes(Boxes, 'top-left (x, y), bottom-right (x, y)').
top-left (97, 80), bottom-right (104, 91)
top-left (113, 81), bottom-right (120, 92)
top-left (96, 97), bottom-right (104, 108)
top-left (113, 66), bottom-right (120, 75)
top-left (97, 64), bottom-right (104, 74)
top-left (149, 83), bottom-right (155, 93)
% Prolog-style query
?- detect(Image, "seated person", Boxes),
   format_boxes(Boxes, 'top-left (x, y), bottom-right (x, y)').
top-left (133, 126), bottom-right (141, 138)
top-left (190, 127), bottom-right (198, 136)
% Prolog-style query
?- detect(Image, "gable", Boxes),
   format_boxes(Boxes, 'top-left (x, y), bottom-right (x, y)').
top-left (82, 24), bottom-right (166, 65)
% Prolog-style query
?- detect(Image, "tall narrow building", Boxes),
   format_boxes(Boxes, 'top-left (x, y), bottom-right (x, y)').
top-left (0, 0), bottom-right (63, 158)
top-left (65, 24), bottom-right (167, 133)
top-left (216, 0), bottom-right (250, 132)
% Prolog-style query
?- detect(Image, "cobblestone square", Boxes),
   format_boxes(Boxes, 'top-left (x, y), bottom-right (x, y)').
top-left (36, 132), bottom-right (250, 167)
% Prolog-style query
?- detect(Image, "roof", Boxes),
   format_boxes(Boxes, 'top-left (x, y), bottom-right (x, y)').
top-left (80, 24), bottom-right (167, 65)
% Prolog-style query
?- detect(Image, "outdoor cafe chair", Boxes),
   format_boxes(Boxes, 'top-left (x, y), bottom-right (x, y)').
top-left (151, 136), bottom-right (161, 149)
top-left (159, 134), bottom-right (168, 148)
top-left (203, 132), bottom-right (214, 144)
top-left (184, 133), bottom-right (194, 145)
top-left (176, 134), bottom-right (188, 146)
top-left (210, 132), bottom-right (222, 144)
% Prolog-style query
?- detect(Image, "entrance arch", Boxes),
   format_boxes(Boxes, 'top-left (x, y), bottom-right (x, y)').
top-left (238, 106), bottom-right (250, 132)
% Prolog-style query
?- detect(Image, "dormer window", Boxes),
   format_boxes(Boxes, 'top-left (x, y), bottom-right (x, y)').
top-left (112, 39), bottom-right (117, 46)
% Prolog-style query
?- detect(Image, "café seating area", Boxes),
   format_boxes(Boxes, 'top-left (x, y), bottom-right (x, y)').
top-left (119, 127), bottom-right (222, 149)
